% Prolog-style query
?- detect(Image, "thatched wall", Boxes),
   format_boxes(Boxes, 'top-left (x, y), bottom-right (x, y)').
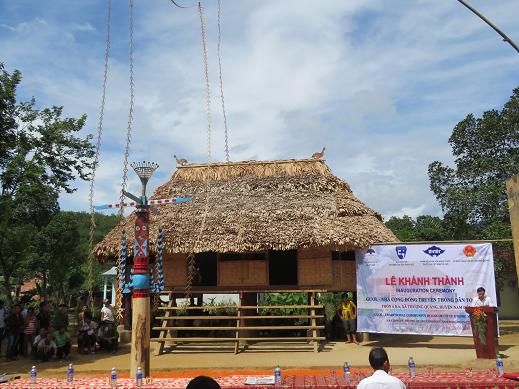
top-left (94, 159), bottom-right (397, 259)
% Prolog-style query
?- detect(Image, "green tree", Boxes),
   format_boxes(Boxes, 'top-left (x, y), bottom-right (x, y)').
top-left (385, 215), bottom-right (447, 242)
top-left (0, 62), bottom-right (94, 305)
top-left (427, 86), bottom-right (518, 289)
top-left (428, 87), bottom-right (519, 233)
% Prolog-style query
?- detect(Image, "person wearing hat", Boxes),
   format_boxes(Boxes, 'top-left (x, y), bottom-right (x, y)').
top-left (337, 292), bottom-right (359, 344)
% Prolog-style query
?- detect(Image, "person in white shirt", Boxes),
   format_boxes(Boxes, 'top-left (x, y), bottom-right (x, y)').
top-left (470, 287), bottom-right (493, 307)
top-left (100, 299), bottom-right (115, 325)
top-left (358, 347), bottom-right (406, 389)
top-left (36, 333), bottom-right (57, 362)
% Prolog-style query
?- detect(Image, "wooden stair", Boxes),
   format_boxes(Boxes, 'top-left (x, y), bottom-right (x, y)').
top-left (152, 290), bottom-right (325, 354)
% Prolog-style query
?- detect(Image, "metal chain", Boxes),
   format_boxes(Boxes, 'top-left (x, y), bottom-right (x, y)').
top-left (198, 2), bottom-right (212, 163)
top-left (115, 0), bottom-right (135, 318)
top-left (87, 0), bottom-right (112, 313)
top-left (217, 0), bottom-right (230, 162)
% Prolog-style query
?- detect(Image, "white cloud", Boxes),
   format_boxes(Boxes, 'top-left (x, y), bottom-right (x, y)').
top-left (1, 0), bottom-right (519, 219)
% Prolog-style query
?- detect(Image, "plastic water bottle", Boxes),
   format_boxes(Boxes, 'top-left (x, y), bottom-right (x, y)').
top-left (343, 362), bottom-right (351, 383)
top-left (136, 367), bottom-right (143, 387)
top-left (67, 364), bottom-right (74, 382)
top-left (496, 354), bottom-right (504, 376)
top-left (30, 366), bottom-right (37, 385)
top-left (408, 356), bottom-right (416, 378)
top-left (110, 367), bottom-right (117, 387)
top-left (274, 365), bottom-right (282, 386)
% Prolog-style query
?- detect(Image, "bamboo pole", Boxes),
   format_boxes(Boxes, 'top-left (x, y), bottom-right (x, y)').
top-left (506, 175), bottom-right (519, 284)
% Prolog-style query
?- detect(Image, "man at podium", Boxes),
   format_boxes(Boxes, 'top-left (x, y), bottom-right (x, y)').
top-left (471, 287), bottom-right (494, 307)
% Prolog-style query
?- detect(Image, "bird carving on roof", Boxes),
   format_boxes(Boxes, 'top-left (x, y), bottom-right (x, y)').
top-left (312, 147), bottom-right (325, 159)
top-left (174, 154), bottom-right (188, 166)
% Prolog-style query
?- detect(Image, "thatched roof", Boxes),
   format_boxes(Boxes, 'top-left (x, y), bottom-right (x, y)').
top-left (93, 159), bottom-right (397, 259)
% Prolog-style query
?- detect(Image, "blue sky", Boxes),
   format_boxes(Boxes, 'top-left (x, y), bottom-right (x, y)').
top-left (1, 0), bottom-right (518, 219)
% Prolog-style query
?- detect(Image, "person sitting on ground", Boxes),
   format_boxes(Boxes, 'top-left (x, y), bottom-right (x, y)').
top-left (36, 333), bottom-right (57, 362)
top-left (32, 328), bottom-right (48, 358)
top-left (337, 292), bottom-right (359, 344)
top-left (53, 304), bottom-right (69, 329)
top-left (186, 375), bottom-right (221, 389)
top-left (471, 287), bottom-right (493, 307)
top-left (358, 347), bottom-right (406, 389)
top-left (77, 311), bottom-right (96, 354)
top-left (97, 322), bottom-right (119, 353)
top-left (100, 299), bottom-right (115, 326)
top-left (53, 326), bottom-right (71, 359)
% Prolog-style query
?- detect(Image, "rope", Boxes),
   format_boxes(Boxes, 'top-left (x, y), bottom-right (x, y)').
top-left (198, 2), bottom-right (212, 162)
top-left (185, 181), bottom-right (212, 299)
top-left (115, 0), bottom-right (135, 319)
top-left (217, 0), bottom-right (230, 162)
top-left (87, 0), bottom-right (112, 313)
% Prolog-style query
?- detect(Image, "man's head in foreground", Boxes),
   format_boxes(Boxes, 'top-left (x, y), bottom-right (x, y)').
top-left (186, 376), bottom-right (221, 389)
top-left (369, 347), bottom-right (390, 373)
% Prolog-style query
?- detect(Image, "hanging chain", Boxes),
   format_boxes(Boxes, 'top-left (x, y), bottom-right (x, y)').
top-left (87, 0), bottom-right (112, 313)
top-left (115, 0), bottom-right (135, 318)
top-left (198, 2), bottom-right (212, 163)
top-left (217, 0), bottom-right (230, 162)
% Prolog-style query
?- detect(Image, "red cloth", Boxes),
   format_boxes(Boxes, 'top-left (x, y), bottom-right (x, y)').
top-left (503, 373), bottom-right (519, 381)
top-left (2, 372), bottom-right (518, 388)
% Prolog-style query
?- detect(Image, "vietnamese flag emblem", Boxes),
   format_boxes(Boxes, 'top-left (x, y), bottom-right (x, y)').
top-left (464, 245), bottom-right (476, 257)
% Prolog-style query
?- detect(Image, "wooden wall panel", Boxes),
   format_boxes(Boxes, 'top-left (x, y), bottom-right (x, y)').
top-left (332, 261), bottom-right (356, 291)
top-left (298, 258), bottom-right (333, 286)
top-left (218, 260), bottom-right (268, 286)
top-left (163, 253), bottom-right (187, 287)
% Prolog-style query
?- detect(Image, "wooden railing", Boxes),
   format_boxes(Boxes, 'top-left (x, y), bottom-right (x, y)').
top-left (152, 290), bottom-right (326, 354)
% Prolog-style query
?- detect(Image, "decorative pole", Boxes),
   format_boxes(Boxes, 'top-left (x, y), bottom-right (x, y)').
top-left (128, 161), bottom-right (158, 378)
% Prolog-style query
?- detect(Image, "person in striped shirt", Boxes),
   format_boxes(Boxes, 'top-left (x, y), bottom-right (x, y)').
top-left (22, 307), bottom-right (38, 357)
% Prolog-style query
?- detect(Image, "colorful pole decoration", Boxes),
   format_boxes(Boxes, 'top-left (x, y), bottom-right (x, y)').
top-left (103, 161), bottom-right (192, 378)
top-left (127, 161), bottom-right (158, 378)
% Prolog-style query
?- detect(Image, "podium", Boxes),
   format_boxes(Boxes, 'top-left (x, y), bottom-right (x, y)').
top-left (465, 306), bottom-right (499, 359)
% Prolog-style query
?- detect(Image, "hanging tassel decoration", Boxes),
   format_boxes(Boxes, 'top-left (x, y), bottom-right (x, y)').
top-left (156, 228), bottom-right (165, 292)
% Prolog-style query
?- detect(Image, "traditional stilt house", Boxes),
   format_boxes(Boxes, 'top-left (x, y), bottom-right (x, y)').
top-left (94, 159), bottom-right (396, 353)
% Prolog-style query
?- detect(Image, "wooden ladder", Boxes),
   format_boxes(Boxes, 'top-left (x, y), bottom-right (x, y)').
top-left (154, 291), bottom-right (176, 356)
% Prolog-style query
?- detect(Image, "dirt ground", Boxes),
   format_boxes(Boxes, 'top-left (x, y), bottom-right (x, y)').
top-left (2, 321), bottom-right (518, 378)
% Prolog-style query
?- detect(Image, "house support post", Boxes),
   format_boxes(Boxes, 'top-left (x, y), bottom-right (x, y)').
top-left (506, 175), bottom-right (519, 285)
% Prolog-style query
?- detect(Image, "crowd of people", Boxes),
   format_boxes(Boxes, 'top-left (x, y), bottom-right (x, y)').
top-left (0, 299), bottom-right (119, 362)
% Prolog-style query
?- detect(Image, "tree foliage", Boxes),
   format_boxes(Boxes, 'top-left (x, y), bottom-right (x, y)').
top-left (0, 62), bottom-right (95, 305)
top-left (385, 215), bottom-right (448, 242)
top-left (428, 87), bottom-right (519, 234)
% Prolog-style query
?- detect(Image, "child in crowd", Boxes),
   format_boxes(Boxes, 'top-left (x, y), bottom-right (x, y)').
top-left (77, 311), bottom-right (96, 354)
top-left (22, 307), bottom-right (38, 357)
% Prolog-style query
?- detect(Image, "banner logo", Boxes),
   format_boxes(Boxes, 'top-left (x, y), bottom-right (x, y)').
top-left (395, 246), bottom-right (407, 260)
top-left (463, 245), bottom-right (476, 257)
top-left (423, 245), bottom-right (445, 257)
top-left (366, 248), bottom-right (376, 255)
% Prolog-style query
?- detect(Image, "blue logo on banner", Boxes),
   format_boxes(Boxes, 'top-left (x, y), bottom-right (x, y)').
top-left (423, 245), bottom-right (445, 257)
top-left (366, 248), bottom-right (376, 255)
top-left (395, 246), bottom-right (407, 260)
